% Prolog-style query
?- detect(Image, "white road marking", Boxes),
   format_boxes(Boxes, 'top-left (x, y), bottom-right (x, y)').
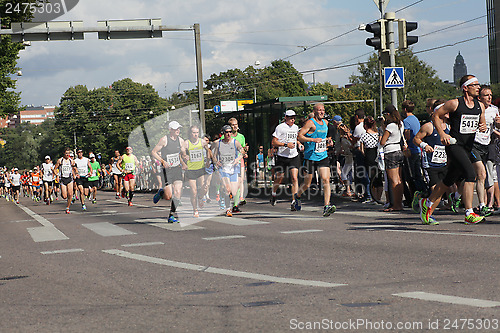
top-left (82, 222), bottom-right (136, 237)
top-left (122, 242), bottom-right (164, 247)
top-left (353, 225), bottom-right (399, 229)
top-left (41, 248), bottom-right (84, 255)
top-left (387, 229), bottom-right (500, 238)
top-left (136, 219), bottom-right (204, 231)
top-left (18, 204), bottom-right (69, 242)
top-left (103, 249), bottom-right (346, 288)
top-left (208, 216), bottom-right (269, 226)
top-left (202, 235), bottom-right (246, 241)
top-left (393, 292), bottom-right (500, 308)
top-left (280, 229), bottom-right (323, 234)
top-left (101, 210), bottom-right (117, 213)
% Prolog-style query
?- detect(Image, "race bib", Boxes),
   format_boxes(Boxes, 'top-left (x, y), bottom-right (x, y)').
top-left (44, 169), bottom-right (52, 178)
top-left (431, 145), bottom-right (447, 164)
top-left (91, 169), bottom-right (97, 178)
top-left (189, 148), bottom-right (203, 163)
top-left (220, 154), bottom-right (234, 164)
top-left (315, 139), bottom-right (327, 153)
top-left (62, 165), bottom-right (71, 177)
top-left (32, 175), bottom-right (39, 182)
top-left (166, 153), bottom-right (180, 167)
top-left (286, 131), bottom-right (297, 144)
top-left (124, 163), bottom-right (134, 171)
top-left (460, 114), bottom-right (479, 134)
top-left (78, 166), bottom-right (88, 175)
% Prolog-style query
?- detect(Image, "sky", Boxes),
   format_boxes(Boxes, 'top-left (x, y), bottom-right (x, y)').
top-left (14, 0), bottom-right (489, 108)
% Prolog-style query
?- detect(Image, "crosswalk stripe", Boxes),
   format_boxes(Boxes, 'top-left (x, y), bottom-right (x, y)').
top-left (41, 249), bottom-right (84, 255)
top-left (207, 216), bottom-right (269, 226)
top-left (393, 292), bottom-right (500, 308)
top-left (122, 242), bottom-right (164, 247)
top-left (82, 222), bottom-right (136, 236)
top-left (280, 229), bottom-right (323, 234)
top-left (18, 204), bottom-right (69, 242)
top-left (136, 219), bottom-right (204, 231)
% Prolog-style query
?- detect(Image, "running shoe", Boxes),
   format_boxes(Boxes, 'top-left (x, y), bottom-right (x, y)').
top-left (291, 200), bottom-right (297, 211)
top-left (295, 197), bottom-right (302, 211)
top-left (448, 193), bottom-right (461, 213)
top-left (92, 199), bottom-right (96, 204)
top-left (71, 196), bottom-right (75, 204)
top-left (270, 196), bottom-right (277, 206)
top-left (322, 204), bottom-right (336, 217)
top-left (479, 206), bottom-right (494, 217)
top-left (128, 201), bottom-right (133, 207)
top-left (65, 208), bottom-right (70, 214)
top-left (411, 191), bottom-right (421, 214)
top-left (115, 194), bottom-right (120, 199)
top-left (239, 199), bottom-right (246, 206)
top-left (232, 206), bottom-right (241, 213)
top-left (153, 188), bottom-right (164, 204)
top-left (419, 198), bottom-right (432, 225)
top-left (193, 211), bottom-right (199, 218)
top-left (16, 200), bottom-right (19, 204)
top-left (167, 215), bottom-right (178, 223)
top-left (226, 209), bottom-right (232, 217)
top-left (428, 215), bottom-right (439, 225)
top-left (464, 213), bottom-right (485, 225)
top-left (82, 204), bottom-right (87, 211)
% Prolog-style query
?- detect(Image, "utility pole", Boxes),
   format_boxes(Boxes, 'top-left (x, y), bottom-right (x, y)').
top-left (385, 12), bottom-right (397, 108)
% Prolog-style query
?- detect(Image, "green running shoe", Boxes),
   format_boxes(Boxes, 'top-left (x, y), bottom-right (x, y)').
top-left (449, 193), bottom-right (461, 213)
top-left (480, 206), bottom-right (494, 217)
top-left (323, 204), bottom-right (336, 217)
top-left (419, 198), bottom-right (431, 225)
top-left (411, 191), bottom-right (421, 213)
top-left (464, 213), bottom-right (485, 225)
top-left (428, 215), bottom-right (439, 225)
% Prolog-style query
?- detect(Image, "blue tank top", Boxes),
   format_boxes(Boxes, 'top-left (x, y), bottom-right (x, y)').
top-left (423, 124), bottom-right (450, 168)
top-left (303, 118), bottom-right (328, 161)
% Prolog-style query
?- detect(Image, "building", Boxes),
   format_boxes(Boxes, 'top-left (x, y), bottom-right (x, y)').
top-left (453, 52), bottom-right (468, 86)
top-left (0, 116), bottom-right (9, 128)
top-left (487, 0), bottom-right (500, 84)
top-left (6, 105), bottom-right (56, 128)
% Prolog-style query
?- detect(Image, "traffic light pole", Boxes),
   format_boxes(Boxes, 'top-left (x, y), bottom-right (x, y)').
top-left (385, 12), bottom-right (398, 109)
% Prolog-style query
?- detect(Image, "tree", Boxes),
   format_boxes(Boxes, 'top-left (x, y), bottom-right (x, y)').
top-left (349, 49), bottom-right (457, 113)
top-left (0, 0), bottom-right (37, 117)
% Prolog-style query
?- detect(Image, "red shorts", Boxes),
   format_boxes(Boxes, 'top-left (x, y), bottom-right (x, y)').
top-left (123, 173), bottom-right (135, 182)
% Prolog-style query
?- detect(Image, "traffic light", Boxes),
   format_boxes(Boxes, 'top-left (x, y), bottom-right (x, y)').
top-left (398, 19), bottom-right (418, 49)
top-left (365, 19), bottom-right (387, 51)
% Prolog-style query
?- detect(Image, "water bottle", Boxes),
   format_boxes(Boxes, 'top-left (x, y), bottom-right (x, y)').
top-left (449, 138), bottom-right (457, 145)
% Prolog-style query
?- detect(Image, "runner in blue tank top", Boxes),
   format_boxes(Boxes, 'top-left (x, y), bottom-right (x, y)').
top-left (297, 103), bottom-right (336, 217)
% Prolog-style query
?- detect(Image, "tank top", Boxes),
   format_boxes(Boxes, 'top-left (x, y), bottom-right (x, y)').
top-left (303, 118), bottom-right (328, 161)
top-left (218, 139), bottom-right (238, 174)
top-left (186, 139), bottom-right (204, 170)
top-left (122, 154), bottom-right (135, 173)
top-left (42, 162), bottom-right (54, 181)
top-left (449, 96), bottom-right (482, 150)
top-left (111, 157), bottom-right (121, 174)
top-left (31, 172), bottom-right (40, 186)
top-left (160, 136), bottom-right (182, 168)
top-left (75, 157), bottom-right (90, 177)
top-left (60, 158), bottom-right (74, 179)
top-left (424, 124), bottom-right (450, 168)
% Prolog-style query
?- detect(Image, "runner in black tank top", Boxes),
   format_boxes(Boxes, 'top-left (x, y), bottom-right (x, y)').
top-left (418, 75), bottom-right (487, 225)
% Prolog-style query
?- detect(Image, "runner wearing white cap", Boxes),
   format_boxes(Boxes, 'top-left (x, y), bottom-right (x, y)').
top-left (41, 155), bottom-right (55, 205)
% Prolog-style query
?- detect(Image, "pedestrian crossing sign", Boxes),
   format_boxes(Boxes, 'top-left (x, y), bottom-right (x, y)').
top-left (384, 67), bottom-right (404, 89)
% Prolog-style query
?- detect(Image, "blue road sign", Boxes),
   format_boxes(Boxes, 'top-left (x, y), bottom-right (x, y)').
top-left (213, 105), bottom-right (221, 113)
top-left (384, 67), bottom-right (404, 89)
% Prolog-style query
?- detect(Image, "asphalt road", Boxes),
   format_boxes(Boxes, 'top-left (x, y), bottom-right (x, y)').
top-left (1, 190), bottom-right (499, 332)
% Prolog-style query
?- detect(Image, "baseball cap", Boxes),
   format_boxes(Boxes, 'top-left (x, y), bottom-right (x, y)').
top-left (77, 149), bottom-right (83, 153)
top-left (13, 167), bottom-right (18, 171)
top-left (169, 121), bottom-right (182, 130)
top-left (333, 115), bottom-right (342, 122)
top-left (285, 110), bottom-right (296, 117)
top-left (89, 153), bottom-right (95, 158)
top-left (221, 124), bottom-right (232, 133)
top-left (45, 155), bottom-right (50, 160)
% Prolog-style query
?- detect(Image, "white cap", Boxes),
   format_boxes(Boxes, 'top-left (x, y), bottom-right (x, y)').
top-left (285, 110), bottom-right (296, 117)
top-left (45, 155), bottom-right (50, 160)
top-left (169, 121), bottom-right (182, 130)
top-left (89, 153), bottom-right (95, 158)
top-left (13, 167), bottom-right (18, 171)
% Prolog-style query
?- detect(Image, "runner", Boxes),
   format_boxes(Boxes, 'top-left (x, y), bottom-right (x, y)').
top-left (152, 121), bottom-right (187, 223)
top-left (228, 117), bottom-right (247, 206)
top-left (202, 134), bottom-right (215, 204)
top-left (8, 168), bottom-right (21, 204)
top-left (53, 148), bottom-right (77, 214)
top-left (211, 125), bottom-right (246, 217)
top-left (270, 110), bottom-right (303, 211)
top-left (41, 155), bottom-right (55, 205)
top-left (419, 75), bottom-right (488, 225)
top-left (297, 103), bottom-right (336, 217)
top-left (109, 150), bottom-right (123, 199)
top-left (88, 153), bottom-right (102, 204)
top-left (0, 169), bottom-right (4, 198)
top-left (181, 125), bottom-right (211, 217)
top-left (117, 146), bottom-right (139, 206)
top-left (31, 166), bottom-right (41, 202)
top-left (74, 149), bottom-right (92, 211)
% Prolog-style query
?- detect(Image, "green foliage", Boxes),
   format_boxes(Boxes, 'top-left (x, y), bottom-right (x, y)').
top-left (349, 49), bottom-right (458, 114)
